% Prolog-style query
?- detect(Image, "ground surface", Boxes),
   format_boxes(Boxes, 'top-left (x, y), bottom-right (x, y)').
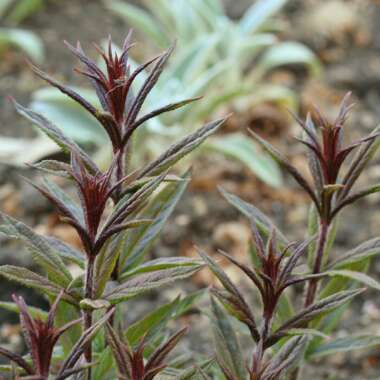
top-left (0, 0), bottom-right (380, 379)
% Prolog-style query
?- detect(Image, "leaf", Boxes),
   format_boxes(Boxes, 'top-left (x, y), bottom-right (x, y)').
top-left (286, 328), bottom-right (330, 340)
top-left (107, 1), bottom-right (169, 47)
top-left (0, 27), bottom-right (44, 62)
top-left (0, 213), bottom-right (72, 286)
top-left (126, 297), bottom-right (182, 346)
top-left (219, 187), bottom-right (289, 245)
top-left (240, 0), bottom-right (287, 33)
top-left (58, 308), bottom-right (115, 375)
top-left (119, 171), bottom-right (190, 273)
top-left (210, 297), bottom-right (246, 380)
top-left (12, 100), bottom-right (98, 173)
top-left (309, 335), bottom-right (380, 359)
top-left (205, 133), bottom-right (282, 187)
top-left (258, 42), bottom-right (321, 76)
top-left (197, 249), bottom-right (259, 341)
top-left (0, 301), bottom-right (47, 320)
top-left (330, 237), bottom-right (380, 268)
top-left (269, 288), bottom-right (365, 344)
top-left (324, 270), bottom-right (380, 291)
top-left (0, 265), bottom-right (77, 305)
top-left (120, 257), bottom-right (203, 281)
top-left (139, 118), bottom-right (226, 178)
top-left (262, 336), bottom-right (307, 380)
top-left (30, 87), bottom-right (107, 146)
top-left (105, 265), bottom-right (202, 304)
top-left (248, 129), bottom-right (320, 209)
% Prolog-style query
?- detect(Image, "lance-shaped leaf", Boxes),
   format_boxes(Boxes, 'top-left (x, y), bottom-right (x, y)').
top-left (104, 265), bottom-right (202, 304)
top-left (120, 257), bottom-right (202, 281)
top-left (119, 171), bottom-right (190, 273)
top-left (0, 265), bottom-right (78, 305)
top-left (58, 308), bottom-right (115, 376)
top-left (331, 183), bottom-right (380, 219)
top-left (323, 270), bottom-right (380, 291)
top-left (44, 236), bottom-right (85, 268)
top-left (210, 297), bottom-right (246, 380)
top-left (261, 336), bottom-right (307, 380)
top-left (329, 237), bottom-right (380, 268)
top-left (219, 187), bottom-right (289, 245)
top-left (197, 248), bottom-right (259, 341)
top-left (267, 288), bottom-right (365, 346)
top-left (248, 129), bottom-right (320, 209)
top-left (0, 213), bottom-right (72, 286)
top-left (12, 99), bottom-right (98, 173)
top-left (0, 301), bottom-right (47, 320)
top-left (309, 335), bottom-right (380, 359)
top-left (105, 323), bottom-right (133, 380)
top-left (0, 347), bottom-right (34, 376)
top-left (138, 117), bottom-right (226, 178)
top-left (144, 327), bottom-right (188, 378)
top-left (130, 97), bottom-right (201, 131)
top-left (126, 296), bottom-right (181, 347)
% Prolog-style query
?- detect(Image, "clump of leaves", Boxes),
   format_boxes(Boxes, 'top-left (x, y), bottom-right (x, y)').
top-left (0, 34), bottom-right (224, 379)
top-left (200, 94), bottom-right (380, 379)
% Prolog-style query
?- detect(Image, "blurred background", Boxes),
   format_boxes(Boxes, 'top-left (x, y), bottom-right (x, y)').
top-left (0, 0), bottom-right (380, 378)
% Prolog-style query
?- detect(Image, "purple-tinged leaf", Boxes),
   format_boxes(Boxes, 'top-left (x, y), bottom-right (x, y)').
top-left (12, 99), bottom-right (98, 173)
top-left (219, 187), bottom-right (289, 245)
top-left (248, 129), bottom-right (320, 209)
top-left (0, 347), bottom-right (34, 375)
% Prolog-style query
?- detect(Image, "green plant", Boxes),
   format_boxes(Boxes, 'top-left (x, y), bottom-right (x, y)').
top-left (199, 94), bottom-right (380, 379)
top-left (28, 0), bottom-right (320, 187)
top-left (0, 34), bottom-right (224, 379)
top-left (0, 0), bottom-right (44, 62)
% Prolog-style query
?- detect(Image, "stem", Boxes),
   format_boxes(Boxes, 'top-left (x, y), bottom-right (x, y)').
top-left (304, 220), bottom-right (329, 306)
top-left (84, 257), bottom-right (95, 379)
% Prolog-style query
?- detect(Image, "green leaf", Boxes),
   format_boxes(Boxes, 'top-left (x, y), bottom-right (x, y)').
top-left (210, 297), bottom-right (246, 380)
top-left (5, 0), bottom-right (43, 23)
top-left (324, 269), bottom-right (380, 291)
top-left (258, 42), bottom-right (321, 76)
top-left (330, 237), bottom-right (380, 268)
top-left (0, 213), bottom-right (72, 286)
top-left (107, 1), bottom-right (169, 47)
top-left (0, 28), bottom-right (44, 62)
top-left (286, 328), bottom-right (330, 340)
top-left (126, 296), bottom-right (181, 346)
top-left (0, 265), bottom-right (77, 305)
top-left (119, 171), bottom-right (190, 273)
top-left (0, 301), bottom-right (47, 320)
top-left (105, 265), bottom-right (202, 304)
top-left (309, 335), bottom-right (380, 359)
top-left (240, 0), bottom-right (287, 33)
top-left (270, 288), bottom-right (365, 343)
top-left (30, 87), bottom-right (107, 146)
top-left (205, 133), bottom-right (282, 187)
top-left (120, 257), bottom-right (203, 281)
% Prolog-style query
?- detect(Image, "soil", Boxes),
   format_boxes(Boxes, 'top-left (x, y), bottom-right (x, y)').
top-left (0, 0), bottom-right (380, 379)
